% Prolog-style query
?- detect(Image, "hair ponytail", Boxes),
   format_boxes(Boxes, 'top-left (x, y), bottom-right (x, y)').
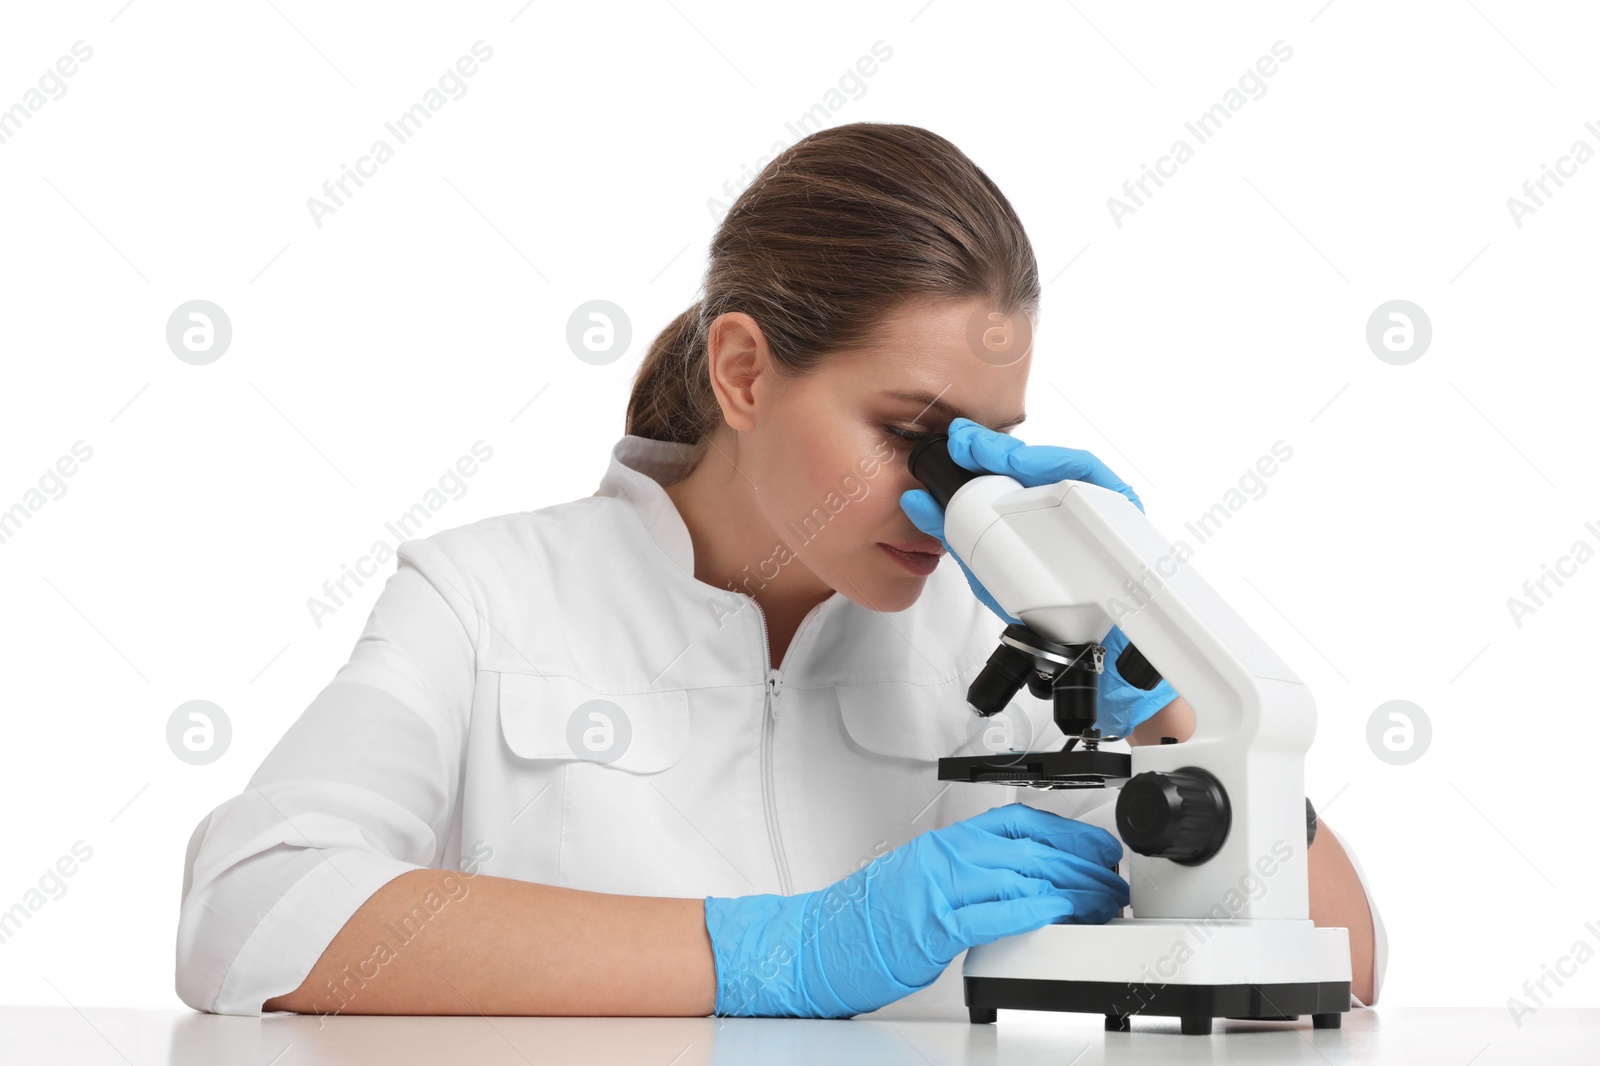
top-left (625, 300), bottom-right (714, 446)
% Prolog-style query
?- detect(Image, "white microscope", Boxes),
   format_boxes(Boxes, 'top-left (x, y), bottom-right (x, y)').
top-left (908, 434), bottom-right (1351, 1036)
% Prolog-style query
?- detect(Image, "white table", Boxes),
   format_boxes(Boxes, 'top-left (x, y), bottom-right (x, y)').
top-left (2, 1006), bottom-right (1595, 1064)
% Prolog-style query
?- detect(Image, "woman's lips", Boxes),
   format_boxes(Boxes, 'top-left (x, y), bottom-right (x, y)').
top-left (879, 542), bottom-right (943, 576)
top-left (883, 538), bottom-right (944, 555)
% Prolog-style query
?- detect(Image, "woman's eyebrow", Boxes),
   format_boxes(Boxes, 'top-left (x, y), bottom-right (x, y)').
top-left (883, 389), bottom-right (1026, 430)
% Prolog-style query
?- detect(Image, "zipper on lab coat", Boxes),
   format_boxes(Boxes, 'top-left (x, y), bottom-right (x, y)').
top-left (762, 666), bottom-right (792, 896)
top-left (754, 602), bottom-right (794, 896)
top-left (751, 594), bottom-right (832, 898)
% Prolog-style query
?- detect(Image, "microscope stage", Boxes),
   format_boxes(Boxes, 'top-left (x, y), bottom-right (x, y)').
top-left (938, 748), bottom-right (1131, 788)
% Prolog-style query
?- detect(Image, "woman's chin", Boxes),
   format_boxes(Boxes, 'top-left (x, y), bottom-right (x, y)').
top-left (849, 572), bottom-right (928, 613)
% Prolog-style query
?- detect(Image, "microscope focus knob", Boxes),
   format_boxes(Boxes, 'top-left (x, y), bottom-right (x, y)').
top-left (1115, 767), bottom-right (1230, 866)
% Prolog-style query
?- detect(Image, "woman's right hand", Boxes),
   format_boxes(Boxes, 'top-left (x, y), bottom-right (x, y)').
top-left (900, 416), bottom-right (1148, 626)
top-left (703, 801), bottom-right (1129, 1018)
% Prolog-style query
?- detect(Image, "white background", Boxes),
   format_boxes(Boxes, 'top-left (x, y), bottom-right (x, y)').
top-left (0, 0), bottom-right (1596, 1016)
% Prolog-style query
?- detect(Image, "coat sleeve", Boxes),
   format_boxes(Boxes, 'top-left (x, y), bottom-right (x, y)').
top-left (1016, 789), bottom-right (1388, 1010)
top-left (174, 538), bottom-right (478, 1015)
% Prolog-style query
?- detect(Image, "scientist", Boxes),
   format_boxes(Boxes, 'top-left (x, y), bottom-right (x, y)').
top-left (175, 121), bottom-right (1384, 1020)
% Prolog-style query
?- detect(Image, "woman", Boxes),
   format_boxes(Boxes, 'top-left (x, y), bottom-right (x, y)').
top-left (175, 122), bottom-right (1384, 1020)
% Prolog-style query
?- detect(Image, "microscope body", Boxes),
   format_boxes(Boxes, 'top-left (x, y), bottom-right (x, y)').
top-left (947, 473), bottom-right (1315, 921)
top-left (922, 458), bottom-right (1353, 1033)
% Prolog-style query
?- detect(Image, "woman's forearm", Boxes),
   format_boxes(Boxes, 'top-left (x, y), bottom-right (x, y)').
top-left (1307, 818), bottom-right (1377, 1004)
top-left (1126, 696), bottom-right (1378, 1003)
top-left (261, 868), bottom-right (716, 1016)
top-left (1126, 694), bottom-right (1196, 747)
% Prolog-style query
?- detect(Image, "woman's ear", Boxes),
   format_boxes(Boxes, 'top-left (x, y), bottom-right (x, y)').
top-left (706, 311), bottom-right (768, 432)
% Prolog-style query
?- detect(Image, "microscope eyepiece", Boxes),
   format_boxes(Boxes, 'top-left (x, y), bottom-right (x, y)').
top-left (908, 433), bottom-right (983, 509)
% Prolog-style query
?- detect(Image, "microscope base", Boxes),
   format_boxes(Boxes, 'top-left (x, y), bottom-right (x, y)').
top-left (964, 976), bottom-right (1350, 1034)
top-left (960, 918), bottom-right (1352, 1034)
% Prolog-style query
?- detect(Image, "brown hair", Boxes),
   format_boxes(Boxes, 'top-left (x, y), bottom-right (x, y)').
top-left (625, 122), bottom-right (1040, 452)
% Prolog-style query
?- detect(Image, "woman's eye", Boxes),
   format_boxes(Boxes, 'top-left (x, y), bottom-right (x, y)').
top-left (885, 425), bottom-right (927, 443)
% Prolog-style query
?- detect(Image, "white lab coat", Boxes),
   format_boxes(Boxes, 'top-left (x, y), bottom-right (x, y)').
top-left (175, 434), bottom-right (1388, 1018)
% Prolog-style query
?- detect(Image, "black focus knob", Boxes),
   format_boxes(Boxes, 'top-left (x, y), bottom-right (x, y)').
top-left (1115, 767), bottom-right (1230, 865)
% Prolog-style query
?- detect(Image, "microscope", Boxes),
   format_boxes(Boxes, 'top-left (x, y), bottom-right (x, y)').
top-left (908, 434), bottom-right (1351, 1036)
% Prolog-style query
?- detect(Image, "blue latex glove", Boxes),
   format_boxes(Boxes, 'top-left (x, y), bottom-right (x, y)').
top-left (703, 802), bottom-right (1129, 1018)
top-left (900, 417), bottom-right (1176, 737)
top-left (1098, 623), bottom-right (1181, 738)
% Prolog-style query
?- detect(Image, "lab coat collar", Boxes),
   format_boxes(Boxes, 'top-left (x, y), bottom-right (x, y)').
top-left (593, 434), bottom-right (702, 576)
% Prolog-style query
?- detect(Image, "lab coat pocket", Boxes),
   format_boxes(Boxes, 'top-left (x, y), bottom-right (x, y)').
top-left (496, 671), bottom-right (689, 774)
top-left (834, 678), bottom-right (974, 762)
top-left (496, 671), bottom-right (722, 896)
